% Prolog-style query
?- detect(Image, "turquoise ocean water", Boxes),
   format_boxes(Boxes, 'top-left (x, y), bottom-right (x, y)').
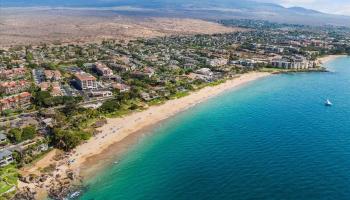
top-left (78, 56), bottom-right (350, 200)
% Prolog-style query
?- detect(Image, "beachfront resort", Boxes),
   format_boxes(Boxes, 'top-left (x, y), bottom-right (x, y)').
top-left (0, 19), bottom-right (350, 199)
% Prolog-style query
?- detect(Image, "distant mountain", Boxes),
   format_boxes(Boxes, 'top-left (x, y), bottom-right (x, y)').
top-left (287, 7), bottom-right (322, 14)
top-left (1, 0), bottom-right (350, 27)
top-left (0, 0), bottom-right (288, 9)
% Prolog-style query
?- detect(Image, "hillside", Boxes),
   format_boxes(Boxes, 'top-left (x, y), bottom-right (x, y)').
top-left (1, 0), bottom-right (349, 26)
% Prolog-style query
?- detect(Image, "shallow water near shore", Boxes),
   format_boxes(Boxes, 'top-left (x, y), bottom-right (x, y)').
top-left (77, 56), bottom-right (350, 200)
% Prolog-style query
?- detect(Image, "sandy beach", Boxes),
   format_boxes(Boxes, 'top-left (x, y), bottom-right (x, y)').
top-left (19, 54), bottom-right (348, 198)
top-left (70, 72), bottom-right (270, 171)
top-left (317, 54), bottom-right (348, 65)
top-left (79, 54), bottom-right (347, 163)
top-left (18, 72), bottom-right (270, 198)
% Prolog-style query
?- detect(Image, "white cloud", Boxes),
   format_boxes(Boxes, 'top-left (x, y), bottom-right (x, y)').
top-left (256, 0), bottom-right (350, 15)
top-left (334, 5), bottom-right (350, 15)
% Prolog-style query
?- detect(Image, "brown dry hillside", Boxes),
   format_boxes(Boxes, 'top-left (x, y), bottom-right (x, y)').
top-left (0, 8), bottom-right (244, 47)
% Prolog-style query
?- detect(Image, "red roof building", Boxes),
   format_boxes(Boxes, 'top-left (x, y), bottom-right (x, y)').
top-left (74, 73), bottom-right (97, 90)
top-left (0, 92), bottom-right (32, 112)
top-left (44, 70), bottom-right (62, 81)
top-left (0, 80), bottom-right (29, 95)
top-left (93, 62), bottom-right (113, 77)
top-left (40, 82), bottom-right (62, 96)
top-left (0, 68), bottom-right (26, 80)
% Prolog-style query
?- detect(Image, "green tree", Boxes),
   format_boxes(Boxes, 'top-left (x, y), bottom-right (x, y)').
top-left (99, 99), bottom-right (120, 113)
top-left (52, 128), bottom-right (91, 151)
top-left (33, 91), bottom-right (51, 107)
top-left (53, 129), bottom-right (80, 151)
top-left (22, 125), bottom-right (36, 141)
top-left (8, 128), bottom-right (22, 143)
top-left (26, 52), bottom-right (34, 62)
top-left (76, 59), bottom-right (85, 68)
top-left (61, 101), bottom-right (79, 117)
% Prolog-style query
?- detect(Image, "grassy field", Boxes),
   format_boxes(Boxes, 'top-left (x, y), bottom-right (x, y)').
top-left (0, 165), bottom-right (18, 198)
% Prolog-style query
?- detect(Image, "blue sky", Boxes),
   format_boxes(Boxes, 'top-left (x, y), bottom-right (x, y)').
top-left (258, 0), bottom-right (350, 15)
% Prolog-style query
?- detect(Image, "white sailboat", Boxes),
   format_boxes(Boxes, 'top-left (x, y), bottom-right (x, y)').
top-left (325, 99), bottom-right (332, 106)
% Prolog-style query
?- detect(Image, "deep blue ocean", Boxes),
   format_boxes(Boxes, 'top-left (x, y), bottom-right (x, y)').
top-left (78, 56), bottom-right (350, 200)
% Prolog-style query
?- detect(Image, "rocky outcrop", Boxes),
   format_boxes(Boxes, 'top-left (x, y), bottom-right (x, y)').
top-left (16, 169), bottom-right (83, 200)
top-left (47, 170), bottom-right (83, 200)
top-left (13, 187), bottom-right (36, 200)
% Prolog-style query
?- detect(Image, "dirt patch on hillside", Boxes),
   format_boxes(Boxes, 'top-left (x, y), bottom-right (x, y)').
top-left (0, 8), bottom-right (245, 47)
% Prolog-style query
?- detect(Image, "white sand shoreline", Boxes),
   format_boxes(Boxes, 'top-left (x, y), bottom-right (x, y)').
top-left (19, 71), bottom-right (271, 199)
top-left (18, 72), bottom-right (272, 199)
top-left (19, 54), bottom-right (349, 199)
top-left (69, 72), bottom-right (271, 171)
top-left (317, 54), bottom-right (348, 66)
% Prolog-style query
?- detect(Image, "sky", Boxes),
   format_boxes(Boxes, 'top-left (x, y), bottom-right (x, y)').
top-left (258, 0), bottom-right (350, 15)
top-left (1, 0), bottom-right (349, 16)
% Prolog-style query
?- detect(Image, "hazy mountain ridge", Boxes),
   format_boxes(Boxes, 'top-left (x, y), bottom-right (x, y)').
top-left (0, 0), bottom-right (287, 9)
top-left (1, 0), bottom-right (349, 26)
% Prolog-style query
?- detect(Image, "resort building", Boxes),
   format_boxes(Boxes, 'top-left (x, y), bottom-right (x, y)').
top-left (32, 68), bottom-right (45, 85)
top-left (0, 67), bottom-right (26, 80)
top-left (195, 68), bottom-right (213, 76)
top-left (271, 56), bottom-right (315, 69)
top-left (208, 58), bottom-right (228, 67)
top-left (44, 70), bottom-right (62, 81)
top-left (189, 68), bottom-right (214, 82)
top-left (93, 63), bottom-right (113, 77)
top-left (266, 45), bottom-right (284, 53)
top-left (74, 73), bottom-right (98, 90)
top-left (0, 149), bottom-right (14, 167)
top-left (232, 59), bottom-right (269, 68)
top-left (0, 92), bottom-right (32, 112)
top-left (0, 80), bottom-right (29, 95)
top-left (109, 63), bottom-right (130, 72)
top-left (0, 133), bottom-right (7, 144)
top-left (112, 83), bottom-right (130, 93)
top-left (89, 90), bottom-right (113, 98)
top-left (39, 82), bottom-right (62, 96)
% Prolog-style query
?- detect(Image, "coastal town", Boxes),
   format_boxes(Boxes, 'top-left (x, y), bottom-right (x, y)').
top-left (0, 19), bottom-right (350, 199)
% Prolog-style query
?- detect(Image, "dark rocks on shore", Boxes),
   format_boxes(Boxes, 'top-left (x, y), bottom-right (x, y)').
top-left (15, 169), bottom-right (84, 200)
top-left (19, 176), bottom-right (30, 184)
top-left (13, 187), bottom-right (36, 200)
top-left (47, 171), bottom-right (85, 200)
top-left (271, 67), bottom-right (329, 74)
top-left (39, 175), bottom-right (47, 183)
top-left (48, 183), bottom-right (84, 200)
top-left (66, 170), bottom-right (75, 180)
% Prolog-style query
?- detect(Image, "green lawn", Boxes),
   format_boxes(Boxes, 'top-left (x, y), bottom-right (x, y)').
top-left (170, 91), bottom-right (189, 99)
top-left (206, 79), bottom-right (226, 86)
top-left (148, 98), bottom-right (166, 106)
top-left (0, 183), bottom-right (13, 195)
top-left (0, 165), bottom-right (18, 196)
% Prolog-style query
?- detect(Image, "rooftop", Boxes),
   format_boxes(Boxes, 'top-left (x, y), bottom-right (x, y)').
top-left (0, 80), bottom-right (28, 88)
top-left (74, 73), bottom-right (97, 81)
top-left (44, 70), bottom-right (62, 78)
top-left (0, 133), bottom-right (6, 140)
top-left (0, 92), bottom-right (31, 104)
top-left (0, 149), bottom-right (12, 160)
